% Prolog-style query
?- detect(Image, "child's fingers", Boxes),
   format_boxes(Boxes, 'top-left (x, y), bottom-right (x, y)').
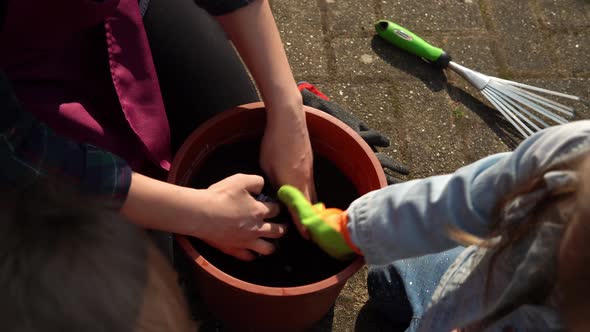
top-left (277, 185), bottom-right (317, 220)
top-left (288, 207), bottom-right (311, 239)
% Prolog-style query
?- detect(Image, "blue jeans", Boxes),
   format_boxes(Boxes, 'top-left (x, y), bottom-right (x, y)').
top-left (367, 247), bottom-right (464, 331)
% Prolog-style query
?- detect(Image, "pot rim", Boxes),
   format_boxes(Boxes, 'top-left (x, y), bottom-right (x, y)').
top-left (175, 234), bottom-right (365, 296)
top-left (168, 102), bottom-right (385, 297)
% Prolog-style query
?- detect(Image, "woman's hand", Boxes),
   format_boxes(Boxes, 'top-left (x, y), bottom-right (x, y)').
top-left (201, 174), bottom-right (285, 260)
top-left (121, 173), bottom-right (286, 261)
top-left (216, 0), bottom-right (317, 237)
top-left (260, 99), bottom-right (317, 238)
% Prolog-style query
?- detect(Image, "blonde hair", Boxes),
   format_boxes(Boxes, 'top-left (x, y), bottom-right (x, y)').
top-left (555, 155), bottom-right (590, 331)
top-left (448, 152), bottom-right (590, 330)
top-left (135, 239), bottom-right (197, 332)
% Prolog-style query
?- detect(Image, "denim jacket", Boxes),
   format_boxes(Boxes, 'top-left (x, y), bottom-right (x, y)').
top-left (347, 120), bottom-right (590, 331)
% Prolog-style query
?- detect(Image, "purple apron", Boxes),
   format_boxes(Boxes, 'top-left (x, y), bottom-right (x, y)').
top-left (0, 0), bottom-right (172, 171)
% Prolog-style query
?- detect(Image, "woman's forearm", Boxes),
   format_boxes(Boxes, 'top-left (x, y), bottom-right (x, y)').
top-left (120, 172), bottom-right (286, 260)
top-left (216, 0), bottom-right (301, 113)
top-left (215, 0), bottom-right (316, 234)
top-left (120, 172), bottom-right (209, 236)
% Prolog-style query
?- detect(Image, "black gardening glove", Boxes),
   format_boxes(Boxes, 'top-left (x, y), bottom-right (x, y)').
top-left (301, 88), bottom-right (409, 184)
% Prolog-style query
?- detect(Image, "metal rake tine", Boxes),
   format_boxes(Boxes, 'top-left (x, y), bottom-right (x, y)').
top-left (493, 77), bottom-right (581, 101)
top-left (488, 84), bottom-right (569, 125)
top-left (489, 87), bottom-right (545, 131)
top-left (493, 81), bottom-right (575, 117)
top-left (489, 83), bottom-right (568, 125)
top-left (499, 98), bottom-right (550, 129)
top-left (484, 89), bottom-right (535, 136)
top-left (486, 89), bottom-right (536, 136)
top-left (489, 84), bottom-right (551, 128)
top-left (482, 89), bottom-right (532, 137)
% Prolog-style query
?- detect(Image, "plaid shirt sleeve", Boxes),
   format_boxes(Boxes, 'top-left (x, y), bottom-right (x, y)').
top-left (193, 0), bottom-right (256, 16)
top-left (0, 72), bottom-right (132, 209)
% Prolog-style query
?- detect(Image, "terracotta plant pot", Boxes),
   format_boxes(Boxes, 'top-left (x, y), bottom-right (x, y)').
top-left (168, 102), bottom-right (386, 332)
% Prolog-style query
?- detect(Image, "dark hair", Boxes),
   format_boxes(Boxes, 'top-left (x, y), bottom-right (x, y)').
top-left (0, 180), bottom-right (148, 332)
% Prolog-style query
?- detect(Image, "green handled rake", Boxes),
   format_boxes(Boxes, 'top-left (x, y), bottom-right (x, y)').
top-left (375, 20), bottom-right (581, 138)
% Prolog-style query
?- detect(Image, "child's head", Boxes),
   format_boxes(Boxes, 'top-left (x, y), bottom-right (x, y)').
top-left (0, 180), bottom-right (196, 332)
top-left (555, 155), bottom-right (590, 331)
top-left (450, 150), bottom-right (590, 331)
top-left (496, 152), bottom-right (590, 331)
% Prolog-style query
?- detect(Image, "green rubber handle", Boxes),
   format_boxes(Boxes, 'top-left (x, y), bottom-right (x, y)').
top-left (375, 20), bottom-right (448, 65)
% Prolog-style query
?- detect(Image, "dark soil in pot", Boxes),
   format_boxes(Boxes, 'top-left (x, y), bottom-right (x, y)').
top-left (187, 138), bottom-right (358, 287)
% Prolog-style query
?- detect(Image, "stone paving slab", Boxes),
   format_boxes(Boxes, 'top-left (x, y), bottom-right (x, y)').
top-left (325, 0), bottom-right (377, 37)
top-left (271, 0), bottom-right (329, 77)
top-left (388, 80), bottom-right (469, 177)
top-left (522, 78), bottom-right (590, 120)
top-left (380, 0), bottom-right (487, 33)
top-left (549, 32), bottom-right (590, 76)
top-left (331, 36), bottom-right (448, 82)
top-left (443, 74), bottom-right (522, 157)
top-left (443, 37), bottom-right (501, 76)
top-left (266, 0), bottom-right (589, 330)
top-left (310, 82), bottom-right (408, 179)
top-left (535, 0), bottom-right (590, 29)
top-left (483, 0), bottom-right (554, 74)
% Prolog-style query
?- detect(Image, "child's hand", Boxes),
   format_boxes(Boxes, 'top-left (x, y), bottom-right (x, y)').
top-left (278, 185), bottom-right (361, 261)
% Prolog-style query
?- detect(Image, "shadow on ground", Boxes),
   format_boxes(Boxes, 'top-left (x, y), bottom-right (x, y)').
top-left (354, 302), bottom-right (407, 332)
top-left (369, 36), bottom-right (447, 93)
top-left (444, 84), bottom-right (521, 149)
